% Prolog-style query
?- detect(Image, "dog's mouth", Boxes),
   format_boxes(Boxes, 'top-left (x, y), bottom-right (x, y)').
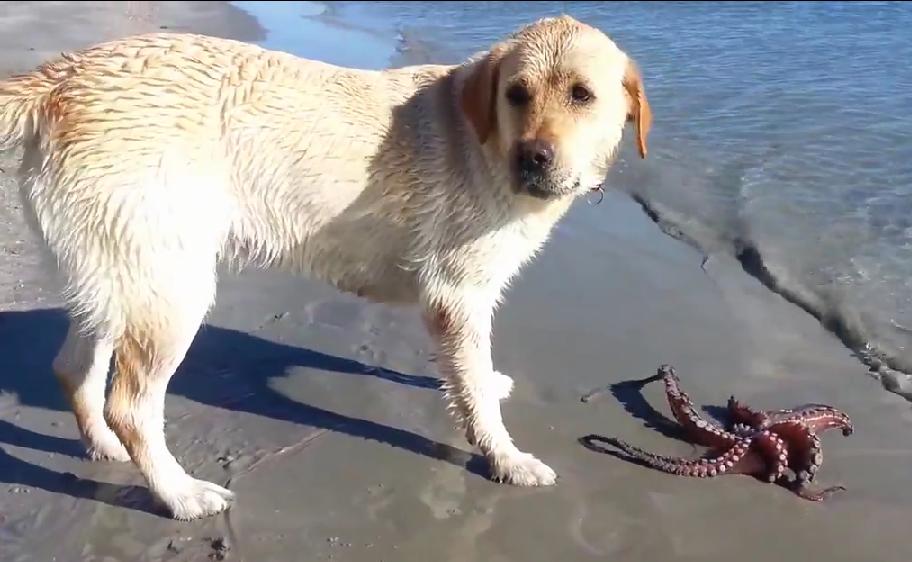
top-left (516, 173), bottom-right (581, 200)
top-left (522, 182), bottom-right (556, 200)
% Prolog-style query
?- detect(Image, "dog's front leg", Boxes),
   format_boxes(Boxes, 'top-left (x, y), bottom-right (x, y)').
top-left (424, 297), bottom-right (557, 487)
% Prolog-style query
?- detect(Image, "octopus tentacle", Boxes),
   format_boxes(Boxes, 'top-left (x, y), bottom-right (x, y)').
top-left (767, 406), bottom-right (853, 436)
top-left (785, 428), bottom-right (847, 502)
top-left (611, 437), bottom-right (763, 478)
top-left (659, 365), bottom-right (738, 450)
top-left (749, 430), bottom-right (790, 483)
top-left (764, 421), bottom-right (820, 483)
top-left (792, 482), bottom-right (847, 502)
top-left (603, 365), bottom-right (852, 502)
top-left (803, 432), bottom-right (824, 483)
top-left (729, 399), bottom-right (853, 435)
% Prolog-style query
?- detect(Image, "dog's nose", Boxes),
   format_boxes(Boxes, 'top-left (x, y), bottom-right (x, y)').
top-left (518, 139), bottom-right (555, 173)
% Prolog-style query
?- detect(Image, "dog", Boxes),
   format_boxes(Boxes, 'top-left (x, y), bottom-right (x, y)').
top-left (0, 15), bottom-right (651, 520)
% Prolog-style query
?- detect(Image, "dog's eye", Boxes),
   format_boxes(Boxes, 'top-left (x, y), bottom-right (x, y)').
top-left (506, 84), bottom-right (531, 107)
top-left (571, 84), bottom-right (593, 104)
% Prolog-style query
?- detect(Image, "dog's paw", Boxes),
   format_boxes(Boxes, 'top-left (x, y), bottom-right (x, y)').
top-left (491, 370), bottom-right (514, 401)
top-left (491, 450), bottom-right (557, 487)
top-left (159, 477), bottom-right (235, 521)
top-left (86, 429), bottom-right (131, 462)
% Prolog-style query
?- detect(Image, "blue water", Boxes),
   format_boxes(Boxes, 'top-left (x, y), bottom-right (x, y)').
top-left (234, 2), bottom-right (912, 377)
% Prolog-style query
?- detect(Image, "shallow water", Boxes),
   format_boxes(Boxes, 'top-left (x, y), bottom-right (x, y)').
top-left (234, 1), bottom-right (912, 379)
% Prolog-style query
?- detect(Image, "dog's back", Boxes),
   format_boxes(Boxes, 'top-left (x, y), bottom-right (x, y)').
top-left (1, 33), bottom-right (252, 334)
top-left (0, 32), bottom-right (455, 520)
top-left (0, 33), bottom-right (453, 328)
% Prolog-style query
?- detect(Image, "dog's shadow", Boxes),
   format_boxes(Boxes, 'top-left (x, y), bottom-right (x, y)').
top-left (0, 308), bottom-right (488, 516)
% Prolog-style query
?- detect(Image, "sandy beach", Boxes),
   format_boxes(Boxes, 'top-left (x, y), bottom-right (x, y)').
top-left (2, 2), bottom-right (912, 561)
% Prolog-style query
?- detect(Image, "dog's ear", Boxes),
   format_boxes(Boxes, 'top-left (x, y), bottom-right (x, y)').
top-left (460, 46), bottom-right (506, 145)
top-left (623, 58), bottom-right (652, 159)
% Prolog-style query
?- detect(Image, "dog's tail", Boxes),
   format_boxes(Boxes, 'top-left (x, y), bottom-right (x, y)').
top-left (0, 56), bottom-right (75, 153)
top-left (0, 77), bottom-right (41, 153)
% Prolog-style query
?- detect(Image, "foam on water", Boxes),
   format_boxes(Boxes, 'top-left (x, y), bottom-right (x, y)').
top-left (237, 2), bottom-right (912, 391)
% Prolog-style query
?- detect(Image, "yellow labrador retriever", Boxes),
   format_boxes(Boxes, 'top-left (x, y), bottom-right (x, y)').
top-left (0, 15), bottom-right (650, 520)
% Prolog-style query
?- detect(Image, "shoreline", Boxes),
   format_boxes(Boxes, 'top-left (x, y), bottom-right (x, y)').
top-left (1, 3), bottom-right (912, 561)
top-left (230, 1), bottom-right (402, 70)
top-left (629, 193), bottom-right (912, 403)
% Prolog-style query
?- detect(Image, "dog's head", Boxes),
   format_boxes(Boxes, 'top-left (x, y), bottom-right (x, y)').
top-left (460, 16), bottom-right (651, 200)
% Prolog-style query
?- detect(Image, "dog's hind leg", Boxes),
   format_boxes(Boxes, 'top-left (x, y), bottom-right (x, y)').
top-left (53, 323), bottom-right (129, 462)
top-left (102, 256), bottom-right (232, 521)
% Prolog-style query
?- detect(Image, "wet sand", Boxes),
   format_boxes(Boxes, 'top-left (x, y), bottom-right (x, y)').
top-left (2, 2), bottom-right (912, 561)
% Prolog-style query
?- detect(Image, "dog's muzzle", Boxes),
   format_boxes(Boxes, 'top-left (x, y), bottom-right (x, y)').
top-left (514, 139), bottom-right (565, 199)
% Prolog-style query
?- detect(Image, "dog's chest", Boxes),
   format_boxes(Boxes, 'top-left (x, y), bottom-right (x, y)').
top-left (453, 212), bottom-right (560, 293)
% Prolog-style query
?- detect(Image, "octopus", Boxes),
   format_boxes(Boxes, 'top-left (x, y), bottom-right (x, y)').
top-left (610, 365), bottom-right (854, 501)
